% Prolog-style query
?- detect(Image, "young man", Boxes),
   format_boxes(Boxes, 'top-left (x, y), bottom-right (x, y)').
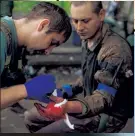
top-left (24, 1), bottom-right (133, 133)
top-left (1, 2), bottom-right (72, 109)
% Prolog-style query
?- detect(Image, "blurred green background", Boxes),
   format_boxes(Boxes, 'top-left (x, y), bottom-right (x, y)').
top-left (13, 1), bottom-right (71, 15)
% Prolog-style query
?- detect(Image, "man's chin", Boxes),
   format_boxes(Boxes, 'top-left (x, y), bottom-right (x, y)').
top-left (80, 36), bottom-right (89, 40)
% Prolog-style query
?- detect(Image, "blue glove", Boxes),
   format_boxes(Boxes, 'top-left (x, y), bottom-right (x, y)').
top-left (24, 74), bottom-right (56, 103)
top-left (55, 84), bottom-right (73, 98)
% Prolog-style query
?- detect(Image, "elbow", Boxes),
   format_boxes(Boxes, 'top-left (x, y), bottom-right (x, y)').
top-left (84, 90), bottom-right (114, 117)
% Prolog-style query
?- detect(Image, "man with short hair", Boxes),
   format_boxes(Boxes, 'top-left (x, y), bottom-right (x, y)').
top-left (24, 1), bottom-right (133, 133)
top-left (1, 2), bottom-right (72, 109)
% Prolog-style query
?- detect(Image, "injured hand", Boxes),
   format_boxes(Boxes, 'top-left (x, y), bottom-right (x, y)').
top-left (34, 96), bottom-right (75, 129)
top-left (34, 96), bottom-right (67, 120)
top-left (34, 96), bottom-right (83, 120)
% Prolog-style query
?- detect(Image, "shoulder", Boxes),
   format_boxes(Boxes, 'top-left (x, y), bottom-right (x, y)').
top-left (98, 29), bottom-right (132, 61)
top-left (0, 31), bottom-right (7, 75)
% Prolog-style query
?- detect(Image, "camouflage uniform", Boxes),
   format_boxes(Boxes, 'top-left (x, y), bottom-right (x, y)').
top-left (24, 24), bottom-right (133, 133)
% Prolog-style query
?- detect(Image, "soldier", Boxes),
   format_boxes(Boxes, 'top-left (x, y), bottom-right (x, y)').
top-left (24, 1), bottom-right (133, 133)
top-left (1, 2), bottom-right (72, 109)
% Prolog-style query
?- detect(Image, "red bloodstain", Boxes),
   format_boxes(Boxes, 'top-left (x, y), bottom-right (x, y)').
top-left (46, 102), bottom-right (64, 117)
top-left (35, 102), bottom-right (65, 119)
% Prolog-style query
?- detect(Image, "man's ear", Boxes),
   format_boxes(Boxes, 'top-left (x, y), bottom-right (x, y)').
top-left (99, 9), bottom-right (106, 21)
top-left (37, 19), bottom-right (50, 32)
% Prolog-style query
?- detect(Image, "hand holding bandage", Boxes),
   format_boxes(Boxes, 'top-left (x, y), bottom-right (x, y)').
top-left (24, 74), bottom-right (56, 103)
top-left (24, 74), bottom-right (74, 103)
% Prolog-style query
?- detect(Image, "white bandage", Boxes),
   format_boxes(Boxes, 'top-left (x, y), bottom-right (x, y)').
top-left (54, 99), bottom-right (74, 129)
top-left (64, 113), bottom-right (74, 129)
top-left (54, 99), bottom-right (67, 107)
top-left (52, 89), bottom-right (58, 96)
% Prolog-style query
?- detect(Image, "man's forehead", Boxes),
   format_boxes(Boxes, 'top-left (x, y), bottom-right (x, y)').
top-left (71, 4), bottom-right (93, 19)
top-left (53, 31), bottom-right (64, 38)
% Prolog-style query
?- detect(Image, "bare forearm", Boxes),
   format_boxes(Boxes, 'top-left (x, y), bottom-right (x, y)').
top-left (1, 85), bottom-right (27, 109)
top-left (66, 101), bottom-right (83, 114)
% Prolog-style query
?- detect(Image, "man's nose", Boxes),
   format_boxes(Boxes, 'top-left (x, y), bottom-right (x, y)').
top-left (45, 46), bottom-right (54, 55)
top-left (77, 21), bottom-right (84, 32)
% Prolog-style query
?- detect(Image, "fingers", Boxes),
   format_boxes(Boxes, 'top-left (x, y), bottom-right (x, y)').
top-left (34, 103), bottom-right (46, 117)
top-left (34, 103), bottom-right (55, 120)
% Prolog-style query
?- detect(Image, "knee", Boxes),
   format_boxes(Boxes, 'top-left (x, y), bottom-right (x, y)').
top-left (24, 110), bottom-right (38, 133)
top-left (24, 108), bottom-right (46, 133)
top-left (24, 110), bottom-right (32, 125)
top-left (24, 107), bottom-right (42, 125)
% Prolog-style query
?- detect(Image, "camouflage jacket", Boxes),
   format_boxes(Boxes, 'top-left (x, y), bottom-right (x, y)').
top-left (70, 23), bottom-right (133, 122)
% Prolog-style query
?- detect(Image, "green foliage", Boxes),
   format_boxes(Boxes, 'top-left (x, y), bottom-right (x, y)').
top-left (13, 1), bottom-right (70, 15)
top-left (13, 1), bottom-right (39, 13)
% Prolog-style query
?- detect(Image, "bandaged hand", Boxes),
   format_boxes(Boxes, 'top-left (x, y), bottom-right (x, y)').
top-left (34, 96), bottom-right (67, 120)
top-left (34, 96), bottom-right (83, 121)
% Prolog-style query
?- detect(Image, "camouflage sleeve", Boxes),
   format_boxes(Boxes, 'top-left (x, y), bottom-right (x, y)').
top-left (70, 90), bottom-right (114, 117)
top-left (0, 31), bottom-right (7, 75)
top-left (70, 41), bottom-right (133, 118)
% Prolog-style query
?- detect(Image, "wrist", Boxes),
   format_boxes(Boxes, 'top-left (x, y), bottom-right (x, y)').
top-left (1, 84), bottom-right (27, 109)
top-left (18, 84), bottom-right (28, 99)
top-left (61, 84), bottom-right (73, 98)
top-left (66, 101), bottom-right (83, 114)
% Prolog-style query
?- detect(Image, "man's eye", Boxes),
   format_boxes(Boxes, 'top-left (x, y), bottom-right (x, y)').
top-left (50, 42), bottom-right (59, 47)
top-left (50, 42), bottom-right (56, 46)
top-left (72, 19), bottom-right (78, 24)
top-left (82, 19), bottom-right (90, 23)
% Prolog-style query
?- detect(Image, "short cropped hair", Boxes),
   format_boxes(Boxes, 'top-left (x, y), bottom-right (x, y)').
top-left (71, 1), bottom-right (103, 14)
top-left (26, 2), bottom-right (72, 42)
